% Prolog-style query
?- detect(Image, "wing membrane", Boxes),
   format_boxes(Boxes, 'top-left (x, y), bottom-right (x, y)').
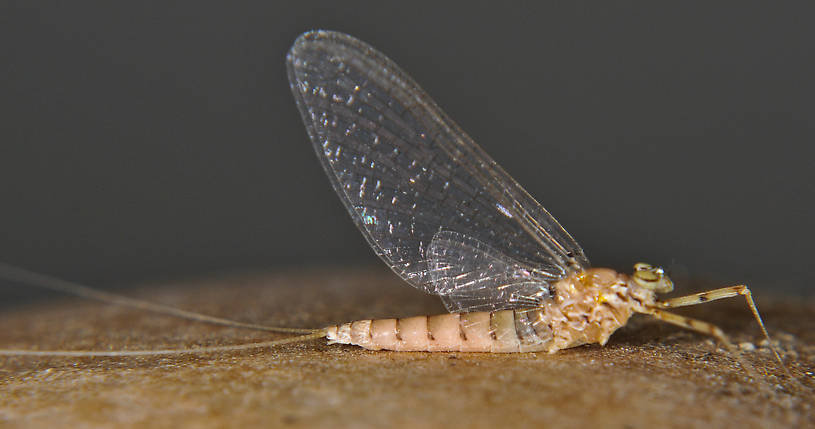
top-left (427, 231), bottom-right (555, 313)
top-left (287, 31), bottom-right (588, 310)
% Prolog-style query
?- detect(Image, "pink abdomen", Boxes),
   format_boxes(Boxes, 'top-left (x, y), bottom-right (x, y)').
top-left (325, 310), bottom-right (554, 353)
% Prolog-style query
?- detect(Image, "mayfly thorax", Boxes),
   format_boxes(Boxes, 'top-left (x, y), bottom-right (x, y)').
top-left (0, 31), bottom-right (788, 379)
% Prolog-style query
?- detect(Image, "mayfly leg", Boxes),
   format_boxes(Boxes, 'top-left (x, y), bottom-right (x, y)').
top-left (656, 285), bottom-right (789, 377)
top-left (644, 308), bottom-right (761, 379)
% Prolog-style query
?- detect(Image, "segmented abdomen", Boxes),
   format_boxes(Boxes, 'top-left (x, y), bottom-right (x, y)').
top-left (325, 310), bottom-right (554, 353)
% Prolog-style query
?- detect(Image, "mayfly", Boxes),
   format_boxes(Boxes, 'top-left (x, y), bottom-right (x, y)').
top-left (0, 31), bottom-right (787, 376)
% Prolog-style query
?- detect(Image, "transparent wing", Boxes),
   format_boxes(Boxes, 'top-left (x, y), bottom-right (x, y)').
top-left (287, 31), bottom-right (589, 311)
top-left (427, 231), bottom-right (556, 313)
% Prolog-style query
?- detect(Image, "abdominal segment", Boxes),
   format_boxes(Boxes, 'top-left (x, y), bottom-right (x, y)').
top-left (325, 309), bottom-right (556, 353)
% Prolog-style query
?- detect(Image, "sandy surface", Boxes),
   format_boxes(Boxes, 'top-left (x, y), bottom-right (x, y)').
top-left (0, 267), bottom-right (813, 428)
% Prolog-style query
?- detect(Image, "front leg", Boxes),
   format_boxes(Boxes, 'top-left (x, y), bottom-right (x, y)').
top-left (655, 285), bottom-right (787, 376)
top-left (657, 285), bottom-right (752, 309)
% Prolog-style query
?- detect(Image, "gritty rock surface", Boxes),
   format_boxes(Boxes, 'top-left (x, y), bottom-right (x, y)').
top-left (0, 268), bottom-right (813, 428)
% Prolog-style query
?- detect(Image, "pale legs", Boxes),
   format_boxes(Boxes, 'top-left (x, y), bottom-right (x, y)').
top-left (642, 285), bottom-right (788, 377)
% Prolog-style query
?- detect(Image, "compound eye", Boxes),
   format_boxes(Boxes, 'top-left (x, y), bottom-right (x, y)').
top-left (631, 262), bottom-right (674, 293)
top-left (635, 270), bottom-right (660, 282)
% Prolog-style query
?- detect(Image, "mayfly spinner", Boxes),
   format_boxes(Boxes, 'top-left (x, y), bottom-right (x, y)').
top-left (0, 31), bottom-right (787, 376)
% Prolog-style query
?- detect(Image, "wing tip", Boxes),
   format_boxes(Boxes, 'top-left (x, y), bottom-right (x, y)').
top-left (288, 30), bottom-right (361, 62)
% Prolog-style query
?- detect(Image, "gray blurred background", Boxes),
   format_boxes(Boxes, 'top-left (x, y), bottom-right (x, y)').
top-left (1, 2), bottom-right (813, 303)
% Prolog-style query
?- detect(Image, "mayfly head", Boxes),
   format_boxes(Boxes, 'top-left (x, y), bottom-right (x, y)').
top-left (631, 262), bottom-right (674, 294)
